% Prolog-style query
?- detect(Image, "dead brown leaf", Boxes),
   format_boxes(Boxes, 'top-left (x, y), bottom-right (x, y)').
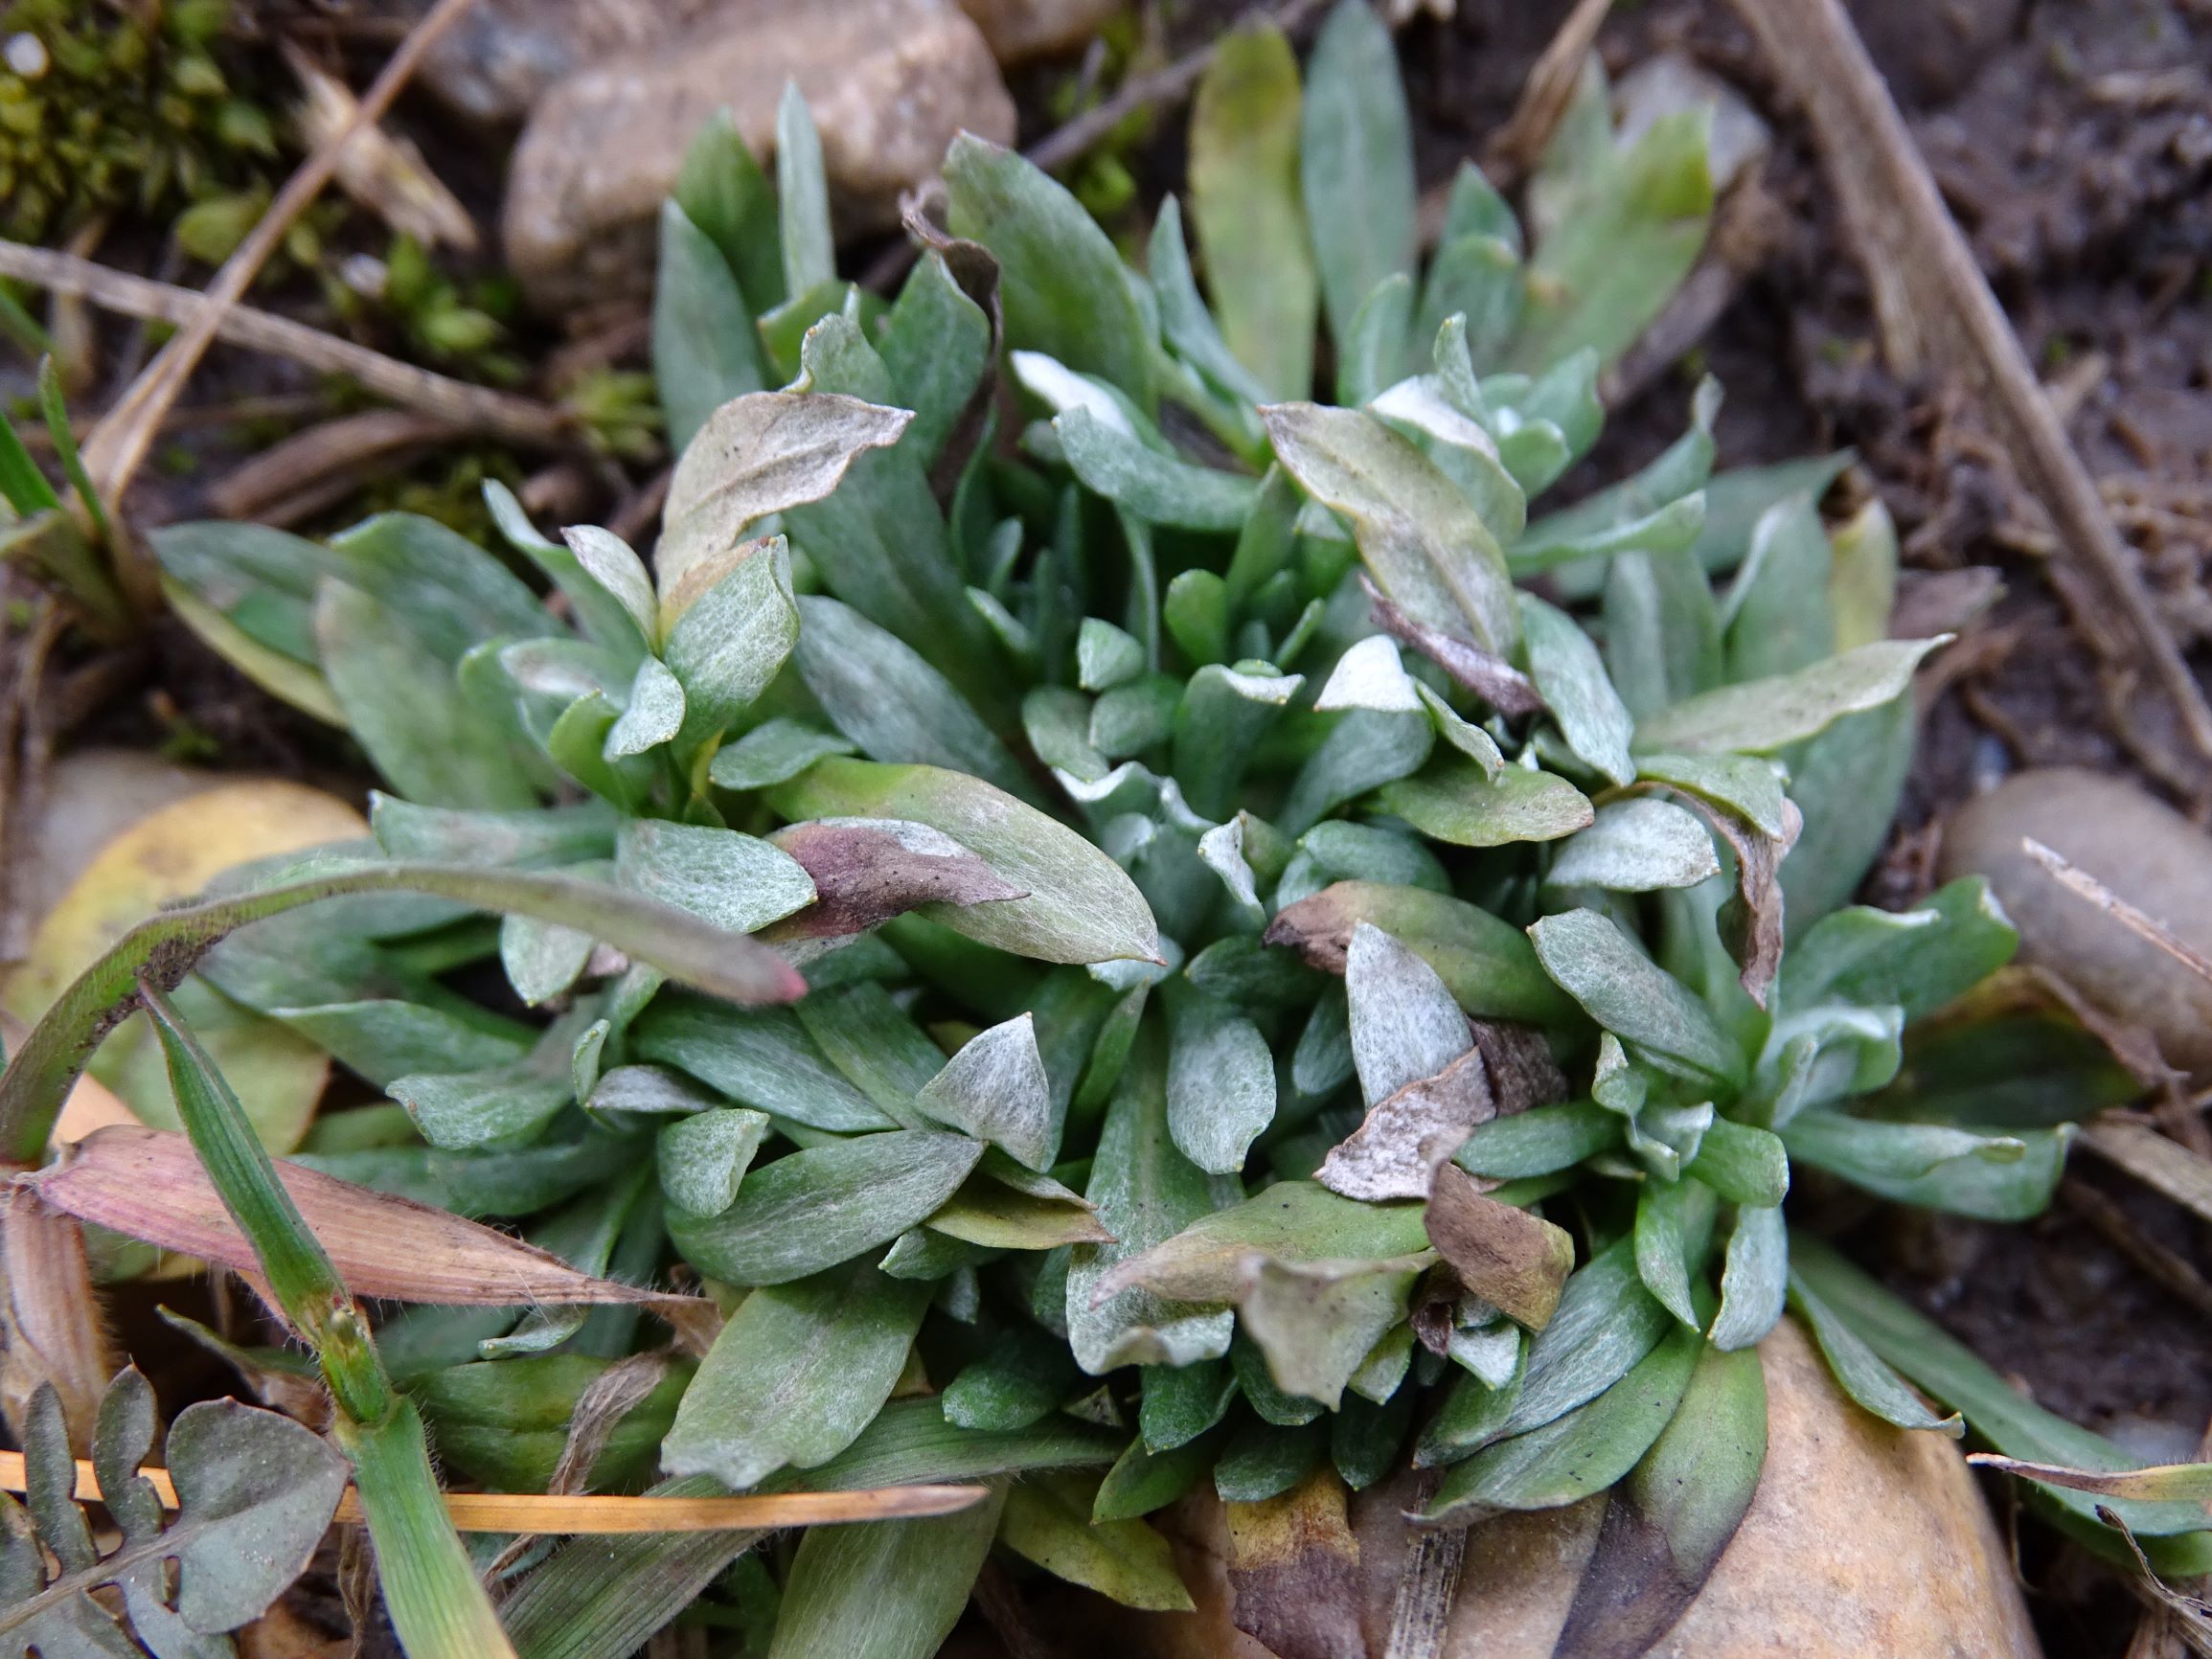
top-left (1317, 1047), bottom-right (1494, 1202)
top-left (1425, 1163), bottom-right (1575, 1330)
top-left (1223, 1466), bottom-right (1366, 1659)
top-left (764, 821), bottom-right (1024, 944)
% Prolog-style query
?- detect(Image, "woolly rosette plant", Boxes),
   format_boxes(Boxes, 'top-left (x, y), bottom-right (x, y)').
top-left (21, 3), bottom-right (2196, 1653)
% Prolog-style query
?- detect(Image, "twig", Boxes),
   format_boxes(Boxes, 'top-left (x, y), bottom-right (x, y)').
top-left (79, 0), bottom-right (486, 534)
top-left (1482, 0), bottom-right (1615, 186)
top-left (2023, 837), bottom-right (2212, 988)
top-left (0, 239), bottom-right (568, 451)
top-left (2061, 1178), bottom-right (2212, 1327)
top-left (1723, 0), bottom-right (2212, 771)
top-left (2079, 1120), bottom-right (2212, 1229)
top-left (207, 410), bottom-right (467, 526)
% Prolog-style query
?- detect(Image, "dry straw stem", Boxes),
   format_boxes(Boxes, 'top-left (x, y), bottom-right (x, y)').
top-left (0, 1451), bottom-right (984, 1534)
top-left (2022, 837), bottom-right (2212, 987)
top-left (1481, 0), bottom-right (1615, 185)
top-left (79, 0), bottom-right (487, 524)
top-left (1723, 0), bottom-right (2212, 768)
top-left (0, 239), bottom-right (567, 451)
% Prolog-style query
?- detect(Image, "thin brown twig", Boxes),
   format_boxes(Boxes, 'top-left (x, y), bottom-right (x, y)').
top-left (2061, 1179), bottom-right (2212, 1326)
top-left (0, 239), bottom-right (568, 450)
top-left (1482, 0), bottom-right (1615, 186)
top-left (1723, 0), bottom-right (2212, 772)
top-left (79, 0), bottom-right (487, 533)
top-left (2023, 837), bottom-right (2212, 988)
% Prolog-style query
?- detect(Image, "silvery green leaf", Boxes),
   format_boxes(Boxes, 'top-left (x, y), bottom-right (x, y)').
top-left (1547, 798), bottom-right (1721, 893)
top-left (1299, 820), bottom-right (1448, 896)
top-left (1089, 674), bottom-right (1180, 760)
top-left (501, 906), bottom-right (596, 1007)
top-left (1632, 637), bottom-right (1944, 755)
top-left (1368, 368), bottom-right (1527, 544)
top-left (1514, 494), bottom-right (1706, 580)
top-left (1753, 1004), bottom-right (1904, 1126)
top-left (1776, 695), bottom-right (1918, 928)
top-left (1190, 21), bottom-right (1317, 400)
top-left (793, 595), bottom-right (1032, 800)
top-left (1512, 102), bottom-right (1713, 373)
top-left (364, 799), bottom-right (611, 874)
top-left (709, 719), bottom-right (857, 792)
top-left (150, 520), bottom-right (340, 667)
top-left (1633, 752), bottom-right (1787, 839)
top-left (1315, 634), bottom-right (1420, 713)
top-left (1097, 1178), bottom-right (1431, 1308)
top-left (541, 691), bottom-right (649, 811)
top-left (784, 318), bottom-right (1014, 723)
top-left (1684, 1118), bottom-right (1789, 1208)
top-left (1196, 820), bottom-right (1266, 929)
top-left (946, 135), bottom-right (1154, 410)
top-left (1785, 1263), bottom-right (1961, 1437)
top-left (791, 983), bottom-right (938, 1126)
top-left (1633, 1175), bottom-right (1710, 1328)
top-left (1300, 0), bottom-right (1416, 350)
top-left (660, 537), bottom-right (800, 751)
top-left (775, 81), bottom-right (834, 297)
top-left (653, 200), bottom-right (766, 456)
top-left (657, 1106), bottom-right (770, 1216)
top-left (1830, 498), bottom-right (1901, 651)
top-left (1455, 1098), bottom-right (1622, 1179)
top-left (1346, 923), bottom-right (1471, 1105)
top-left (1164, 988), bottom-right (1276, 1176)
top-left (670, 1130), bottom-right (987, 1284)
top-left (1279, 709), bottom-right (1434, 834)
top-left (1723, 496), bottom-right (1835, 681)
top-left (878, 252), bottom-right (992, 467)
top-left (1708, 1203), bottom-right (1787, 1351)
top-left (1423, 1325), bottom-right (1701, 1522)
top-left (497, 636), bottom-right (627, 704)
top-left (769, 759), bottom-right (1163, 966)
top-left (561, 525), bottom-right (660, 648)
top-left (1783, 1113), bottom-right (2066, 1223)
top-left (1055, 407), bottom-right (1258, 533)
top-left (765, 1494), bottom-right (1004, 1659)
top-left (316, 580), bottom-right (537, 810)
top-left (664, 1259), bottom-right (929, 1489)
top-left (657, 392), bottom-right (913, 602)
top-left (1337, 272), bottom-right (1416, 406)
top-left (1163, 569), bottom-right (1230, 667)
top-left (389, 1010), bottom-right (587, 1150)
top-left (1494, 1235), bottom-right (1675, 1443)
top-left (1150, 195), bottom-right (1271, 407)
top-left (1174, 663), bottom-right (1303, 821)
top-left (604, 654), bottom-right (686, 758)
top-left (616, 820), bottom-right (816, 935)
top-left (1529, 909), bottom-right (1745, 1088)
top-left (1025, 687), bottom-right (1109, 784)
top-left (1242, 1256), bottom-right (1422, 1411)
top-left (1520, 593), bottom-right (1635, 786)
top-left (1078, 618), bottom-right (1148, 692)
top-left (1292, 984), bottom-right (1356, 1097)
top-left (1067, 1033), bottom-right (1235, 1374)
top-left (587, 1063), bottom-right (719, 1118)
top-left (1261, 402), bottom-right (1519, 658)
top-left (1690, 451), bottom-right (1855, 577)
top-left (916, 1013), bottom-right (1057, 1171)
top-left (1376, 755), bottom-right (1593, 848)
top-left (1603, 546), bottom-right (1722, 719)
top-left (1450, 1318), bottom-right (1524, 1390)
top-left (1418, 233), bottom-right (1523, 371)
top-left (1414, 683), bottom-right (1506, 780)
top-left (326, 511), bottom-right (556, 664)
top-left (1786, 876), bottom-right (2016, 1021)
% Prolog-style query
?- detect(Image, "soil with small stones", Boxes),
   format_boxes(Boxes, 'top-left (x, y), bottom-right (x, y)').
top-left (12, 0), bottom-right (2212, 1652)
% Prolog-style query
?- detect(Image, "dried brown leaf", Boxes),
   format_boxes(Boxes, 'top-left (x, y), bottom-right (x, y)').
top-left (24, 1126), bottom-right (717, 1342)
top-left (1468, 1019), bottom-right (1568, 1117)
top-left (1223, 1466), bottom-right (1366, 1659)
top-left (1671, 791), bottom-right (1803, 1009)
top-left (1425, 1163), bottom-right (1576, 1330)
top-left (1317, 1047), bottom-right (1494, 1201)
top-left (0, 1192), bottom-right (115, 1449)
top-left (763, 821), bottom-right (1025, 944)
top-left (1364, 577), bottom-right (1547, 717)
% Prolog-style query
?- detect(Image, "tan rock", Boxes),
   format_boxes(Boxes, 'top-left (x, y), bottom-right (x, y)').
top-left (954, 0), bottom-right (1123, 63)
top-left (1078, 1319), bottom-right (2039, 1657)
top-left (501, 0), bottom-right (1015, 314)
top-left (417, 0), bottom-right (723, 126)
top-left (1941, 766), bottom-right (2212, 1076)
